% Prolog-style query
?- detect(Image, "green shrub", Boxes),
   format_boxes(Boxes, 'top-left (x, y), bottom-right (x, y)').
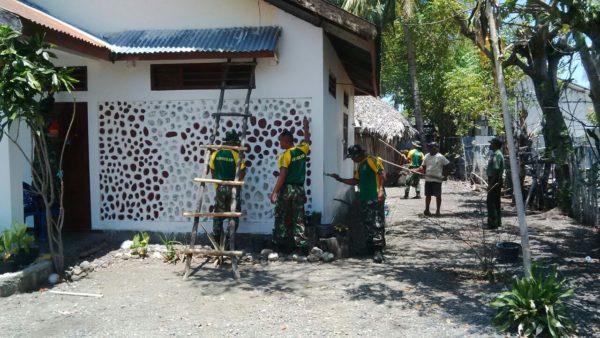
top-left (158, 233), bottom-right (181, 263)
top-left (491, 266), bottom-right (576, 337)
top-left (130, 232), bottom-right (150, 257)
top-left (0, 223), bottom-right (34, 261)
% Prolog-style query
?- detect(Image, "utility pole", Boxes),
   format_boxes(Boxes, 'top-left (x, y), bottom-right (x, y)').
top-left (485, 0), bottom-right (532, 277)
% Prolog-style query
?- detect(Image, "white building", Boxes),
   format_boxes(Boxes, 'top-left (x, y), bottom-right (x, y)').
top-left (0, 0), bottom-right (380, 233)
top-left (517, 78), bottom-right (596, 147)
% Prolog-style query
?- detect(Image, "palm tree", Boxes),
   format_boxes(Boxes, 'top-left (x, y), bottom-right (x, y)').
top-left (343, 0), bottom-right (426, 147)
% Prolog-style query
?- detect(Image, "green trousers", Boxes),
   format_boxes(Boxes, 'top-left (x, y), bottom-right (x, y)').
top-left (273, 184), bottom-right (308, 252)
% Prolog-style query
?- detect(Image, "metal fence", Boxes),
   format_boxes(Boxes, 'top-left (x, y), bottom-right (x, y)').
top-left (570, 144), bottom-right (599, 226)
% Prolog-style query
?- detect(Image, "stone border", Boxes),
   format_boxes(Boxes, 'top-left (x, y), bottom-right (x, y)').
top-left (0, 260), bottom-right (53, 297)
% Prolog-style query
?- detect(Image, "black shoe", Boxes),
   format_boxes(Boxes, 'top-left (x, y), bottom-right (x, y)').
top-left (403, 194), bottom-right (409, 199)
top-left (373, 250), bottom-right (384, 263)
top-left (412, 195), bottom-right (421, 199)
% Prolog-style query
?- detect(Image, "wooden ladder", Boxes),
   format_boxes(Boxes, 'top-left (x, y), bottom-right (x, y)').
top-left (183, 60), bottom-right (256, 280)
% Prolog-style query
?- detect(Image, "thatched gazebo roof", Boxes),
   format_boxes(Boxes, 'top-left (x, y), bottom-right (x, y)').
top-left (354, 96), bottom-right (416, 141)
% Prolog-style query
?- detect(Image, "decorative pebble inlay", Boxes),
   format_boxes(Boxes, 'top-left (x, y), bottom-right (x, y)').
top-left (98, 98), bottom-right (313, 222)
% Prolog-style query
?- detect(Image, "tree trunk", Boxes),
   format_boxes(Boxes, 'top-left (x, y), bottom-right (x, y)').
top-left (403, 22), bottom-right (425, 146)
top-left (574, 32), bottom-right (600, 123)
top-left (530, 76), bottom-right (572, 211)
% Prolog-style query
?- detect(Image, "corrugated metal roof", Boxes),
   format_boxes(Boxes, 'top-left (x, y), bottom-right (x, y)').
top-left (104, 26), bottom-right (281, 54)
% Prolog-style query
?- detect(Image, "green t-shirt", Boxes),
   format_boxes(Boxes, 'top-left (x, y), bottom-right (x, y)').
top-left (486, 149), bottom-right (504, 177)
top-left (409, 149), bottom-right (423, 167)
top-left (278, 141), bottom-right (310, 185)
top-left (209, 149), bottom-right (245, 181)
top-left (354, 156), bottom-right (384, 201)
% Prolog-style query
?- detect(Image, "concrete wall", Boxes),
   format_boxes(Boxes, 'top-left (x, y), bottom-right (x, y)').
top-left (321, 35), bottom-right (355, 224)
top-left (34, 3), bottom-right (328, 233)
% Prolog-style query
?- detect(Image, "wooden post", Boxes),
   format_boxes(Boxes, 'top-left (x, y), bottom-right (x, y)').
top-left (485, 0), bottom-right (532, 277)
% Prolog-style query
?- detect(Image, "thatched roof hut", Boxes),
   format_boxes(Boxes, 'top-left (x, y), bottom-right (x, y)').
top-left (354, 96), bottom-right (416, 184)
top-left (354, 96), bottom-right (416, 142)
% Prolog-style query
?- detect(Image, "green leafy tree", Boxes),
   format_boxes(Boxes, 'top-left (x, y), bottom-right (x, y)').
top-left (456, 0), bottom-right (575, 211)
top-left (343, 0), bottom-right (427, 146)
top-left (0, 25), bottom-right (76, 273)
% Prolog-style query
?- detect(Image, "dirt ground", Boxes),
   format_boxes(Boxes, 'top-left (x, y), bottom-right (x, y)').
top-left (1, 182), bottom-right (598, 337)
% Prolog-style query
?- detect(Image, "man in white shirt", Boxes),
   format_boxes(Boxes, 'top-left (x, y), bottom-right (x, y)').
top-left (419, 142), bottom-right (450, 216)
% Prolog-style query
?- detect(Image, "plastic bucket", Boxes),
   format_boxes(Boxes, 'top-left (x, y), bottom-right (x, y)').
top-left (496, 241), bottom-right (521, 263)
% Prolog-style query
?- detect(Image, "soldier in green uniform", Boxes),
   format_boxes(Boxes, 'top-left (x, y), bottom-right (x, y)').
top-left (209, 131), bottom-right (245, 248)
top-left (270, 117), bottom-right (310, 255)
top-left (485, 137), bottom-right (504, 229)
top-left (329, 144), bottom-right (387, 263)
top-left (404, 141), bottom-right (424, 199)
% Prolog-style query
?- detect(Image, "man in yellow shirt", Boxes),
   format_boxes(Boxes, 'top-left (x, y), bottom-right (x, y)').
top-left (329, 145), bottom-right (387, 263)
top-left (271, 117), bottom-right (310, 256)
top-left (209, 131), bottom-right (245, 249)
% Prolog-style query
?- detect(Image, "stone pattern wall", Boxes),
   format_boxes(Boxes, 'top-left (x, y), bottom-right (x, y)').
top-left (98, 98), bottom-right (313, 222)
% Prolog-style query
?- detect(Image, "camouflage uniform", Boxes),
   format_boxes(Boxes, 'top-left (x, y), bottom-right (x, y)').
top-left (273, 141), bottom-right (310, 253)
top-left (361, 200), bottom-right (386, 249)
top-left (273, 184), bottom-right (308, 252)
top-left (212, 185), bottom-right (242, 246)
top-left (209, 144), bottom-right (245, 248)
top-left (355, 155), bottom-right (386, 250)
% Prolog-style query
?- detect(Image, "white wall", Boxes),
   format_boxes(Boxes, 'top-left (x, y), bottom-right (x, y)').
top-left (321, 35), bottom-right (355, 224)
top-left (519, 78), bottom-right (595, 147)
top-left (49, 6), bottom-right (325, 233)
top-left (27, 0), bottom-right (276, 35)
top-left (0, 126), bottom-right (25, 230)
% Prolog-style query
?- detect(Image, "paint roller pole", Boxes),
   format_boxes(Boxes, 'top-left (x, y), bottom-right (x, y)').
top-left (485, 0), bottom-right (532, 277)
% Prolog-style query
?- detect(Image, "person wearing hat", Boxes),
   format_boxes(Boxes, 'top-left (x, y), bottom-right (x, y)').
top-left (404, 141), bottom-right (424, 199)
top-left (419, 142), bottom-right (450, 216)
top-left (329, 144), bottom-right (387, 263)
top-left (270, 117), bottom-right (311, 256)
top-left (486, 137), bottom-right (505, 229)
top-left (209, 131), bottom-right (246, 248)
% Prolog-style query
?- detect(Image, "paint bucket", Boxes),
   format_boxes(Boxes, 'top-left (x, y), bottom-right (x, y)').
top-left (317, 224), bottom-right (334, 238)
top-left (496, 241), bottom-right (521, 263)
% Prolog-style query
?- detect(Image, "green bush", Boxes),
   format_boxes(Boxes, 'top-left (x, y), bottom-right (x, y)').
top-left (0, 223), bottom-right (34, 261)
top-left (131, 232), bottom-right (150, 257)
top-left (491, 266), bottom-right (576, 337)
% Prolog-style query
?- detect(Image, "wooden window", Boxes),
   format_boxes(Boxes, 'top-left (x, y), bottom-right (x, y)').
top-left (151, 63), bottom-right (255, 90)
top-left (343, 92), bottom-right (349, 108)
top-left (343, 113), bottom-right (349, 157)
top-left (61, 66), bottom-right (87, 91)
top-left (328, 74), bottom-right (336, 98)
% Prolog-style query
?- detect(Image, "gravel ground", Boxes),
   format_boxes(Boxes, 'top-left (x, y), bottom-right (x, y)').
top-left (1, 181), bottom-right (598, 337)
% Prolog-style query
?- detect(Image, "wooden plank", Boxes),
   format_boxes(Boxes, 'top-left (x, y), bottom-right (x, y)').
top-left (199, 144), bottom-right (248, 151)
top-left (193, 178), bottom-right (245, 186)
top-left (183, 211), bottom-right (242, 218)
top-left (183, 249), bottom-right (244, 257)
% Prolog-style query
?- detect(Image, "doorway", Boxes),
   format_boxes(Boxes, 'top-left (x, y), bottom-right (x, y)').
top-left (54, 102), bottom-right (91, 231)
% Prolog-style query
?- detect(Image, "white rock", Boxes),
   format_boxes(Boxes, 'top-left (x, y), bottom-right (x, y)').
top-left (310, 247), bottom-right (324, 257)
top-left (120, 240), bottom-right (133, 250)
top-left (260, 249), bottom-right (273, 257)
top-left (122, 253), bottom-right (131, 260)
top-left (322, 252), bottom-right (335, 263)
top-left (48, 273), bottom-right (60, 285)
top-left (152, 252), bottom-right (163, 259)
top-left (72, 267), bottom-right (83, 276)
top-left (307, 254), bottom-right (320, 263)
top-left (115, 252), bottom-right (123, 258)
top-left (293, 255), bottom-right (308, 263)
top-left (80, 260), bottom-right (92, 272)
top-left (267, 252), bottom-right (279, 261)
